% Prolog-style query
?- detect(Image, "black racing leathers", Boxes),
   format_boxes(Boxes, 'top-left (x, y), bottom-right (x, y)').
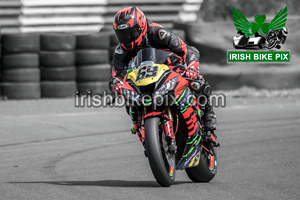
top-left (111, 19), bottom-right (217, 132)
top-left (112, 19), bottom-right (199, 78)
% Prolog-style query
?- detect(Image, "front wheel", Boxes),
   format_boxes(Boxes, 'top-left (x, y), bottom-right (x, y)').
top-left (144, 117), bottom-right (175, 187)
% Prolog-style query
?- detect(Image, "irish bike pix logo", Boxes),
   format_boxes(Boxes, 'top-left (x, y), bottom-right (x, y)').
top-left (228, 6), bottom-right (291, 64)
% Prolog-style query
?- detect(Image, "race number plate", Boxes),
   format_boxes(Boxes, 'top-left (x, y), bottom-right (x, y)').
top-left (136, 65), bottom-right (158, 82)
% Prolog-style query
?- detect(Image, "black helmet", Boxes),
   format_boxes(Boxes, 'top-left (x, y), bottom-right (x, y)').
top-left (113, 7), bottom-right (147, 51)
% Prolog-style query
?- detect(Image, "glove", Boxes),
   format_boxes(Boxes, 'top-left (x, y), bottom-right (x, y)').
top-left (109, 76), bottom-right (123, 94)
top-left (172, 64), bottom-right (186, 75)
top-left (185, 60), bottom-right (199, 80)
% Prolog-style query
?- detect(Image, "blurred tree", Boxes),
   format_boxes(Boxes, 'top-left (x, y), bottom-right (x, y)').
top-left (199, 0), bottom-right (300, 22)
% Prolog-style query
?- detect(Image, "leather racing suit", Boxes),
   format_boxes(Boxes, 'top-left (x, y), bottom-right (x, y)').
top-left (110, 19), bottom-right (217, 145)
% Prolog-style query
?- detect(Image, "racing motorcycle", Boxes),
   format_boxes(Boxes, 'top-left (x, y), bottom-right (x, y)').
top-left (265, 28), bottom-right (288, 49)
top-left (117, 48), bottom-right (218, 187)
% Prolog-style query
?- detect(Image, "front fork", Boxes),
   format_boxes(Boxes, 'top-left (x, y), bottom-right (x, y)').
top-left (162, 108), bottom-right (174, 139)
top-left (162, 108), bottom-right (177, 153)
top-left (129, 106), bottom-right (176, 150)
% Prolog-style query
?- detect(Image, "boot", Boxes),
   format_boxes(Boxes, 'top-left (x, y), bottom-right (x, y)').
top-left (203, 105), bottom-right (217, 131)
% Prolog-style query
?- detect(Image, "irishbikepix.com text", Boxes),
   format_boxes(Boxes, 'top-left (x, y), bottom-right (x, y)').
top-left (75, 90), bottom-right (227, 108)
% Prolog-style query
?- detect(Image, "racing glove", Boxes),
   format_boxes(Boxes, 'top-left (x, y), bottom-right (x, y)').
top-left (185, 60), bottom-right (199, 80)
top-left (172, 64), bottom-right (185, 75)
top-left (109, 76), bottom-right (123, 94)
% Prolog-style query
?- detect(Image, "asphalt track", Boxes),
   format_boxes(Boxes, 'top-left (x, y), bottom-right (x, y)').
top-left (0, 96), bottom-right (299, 200)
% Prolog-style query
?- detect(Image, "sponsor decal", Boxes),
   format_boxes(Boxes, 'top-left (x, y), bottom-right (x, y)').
top-left (115, 44), bottom-right (124, 54)
top-left (136, 65), bottom-right (159, 82)
top-left (158, 29), bottom-right (167, 40)
top-left (117, 24), bottom-right (129, 29)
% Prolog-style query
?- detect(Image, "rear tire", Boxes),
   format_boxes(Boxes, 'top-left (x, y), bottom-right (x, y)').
top-left (1, 83), bottom-right (41, 99)
top-left (185, 153), bottom-right (217, 182)
top-left (2, 54), bottom-right (39, 69)
top-left (1, 68), bottom-right (40, 82)
top-left (76, 50), bottom-right (109, 65)
top-left (77, 82), bottom-right (109, 94)
top-left (40, 52), bottom-right (75, 68)
top-left (41, 81), bottom-right (76, 98)
top-left (77, 64), bottom-right (111, 82)
top-left (144, 117), bottom-right (175, 187)
top-left (41, 33), bottom-right (76, 51)
top-left (2, 33), bottom-right (40, 54)
top-left (41, 67), bottom-right (76, 81)
top-left (76, 33), bottom-right (110, 49)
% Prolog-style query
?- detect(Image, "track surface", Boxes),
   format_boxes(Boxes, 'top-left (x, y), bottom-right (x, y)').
top-left (0, 97), bottom-right (299, 200)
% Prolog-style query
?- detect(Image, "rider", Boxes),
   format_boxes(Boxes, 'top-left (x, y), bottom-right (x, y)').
top-left (266, 27), bottom-right (288, 49)
top-left (109, 7), bottom-right (217, 146)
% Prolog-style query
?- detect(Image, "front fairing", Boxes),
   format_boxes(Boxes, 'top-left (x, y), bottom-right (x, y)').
top-left (122, 48), bottom-right (204, 170)
top-left (127, 63), bottom-right (170, 87)
top-left (123, 48), bottom-right (174, 105)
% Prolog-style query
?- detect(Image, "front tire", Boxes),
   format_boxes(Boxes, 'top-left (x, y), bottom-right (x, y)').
top-left (144, 117), bottom-right (175, 187)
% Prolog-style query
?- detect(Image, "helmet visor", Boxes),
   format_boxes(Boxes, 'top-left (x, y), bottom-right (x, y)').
top-left (114, 24), bottom-right (142, 44)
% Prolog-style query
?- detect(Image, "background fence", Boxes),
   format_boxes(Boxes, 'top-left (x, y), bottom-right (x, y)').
top-left (0, 0), bottom-right (203, 99)
top-left (0, 0), bottom-right (203, 33)
top-left (1, 0), bottom-right (298, 100)
top-left (0, 33), bottom-right (112, 99)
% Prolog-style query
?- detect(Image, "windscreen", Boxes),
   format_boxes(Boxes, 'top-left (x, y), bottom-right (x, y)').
top-left (131, 48), bottom-right (171, 68)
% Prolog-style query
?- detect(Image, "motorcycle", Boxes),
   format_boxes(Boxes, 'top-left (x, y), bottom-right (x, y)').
top-left (117, 48), bottom-right (218, 187)
top-left (265, 29), bottom-right (288, 50)
top-left (233, 31), bottom-right (265, 49)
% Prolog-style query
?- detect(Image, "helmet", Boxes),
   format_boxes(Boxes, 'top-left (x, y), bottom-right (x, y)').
top-left (282, 27), bottom-right (288, 36)
top-left (113, 7), bottom-right (147, 51)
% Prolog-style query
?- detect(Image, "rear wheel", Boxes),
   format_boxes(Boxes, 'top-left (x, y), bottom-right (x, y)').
top-left (144, 117), bottom-right (176, 187)
top-left (185, 142), bottom-right (217, 182)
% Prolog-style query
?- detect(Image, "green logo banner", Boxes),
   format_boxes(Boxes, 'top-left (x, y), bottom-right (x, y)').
top-left (233, 6), bottom-right (287, 37)
top-left (227, 50), bottom-right (291, 63)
